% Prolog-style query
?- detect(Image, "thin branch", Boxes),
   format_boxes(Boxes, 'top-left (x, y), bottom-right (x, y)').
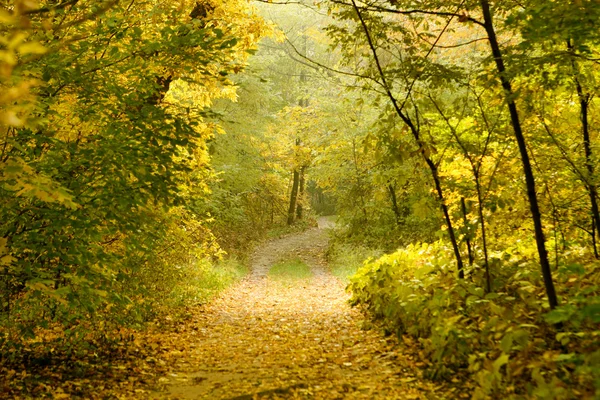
top-left (254, 0), bottom-right (306, 4)
top-left (417, 36), bottom-right (487, 49)
top-left (399, 0), bottom-right (466, 112)
top-left (538, 116), bottom-right (589, 186)
top-left (349, 0), bottom-right (414, 132)
top-left (22, 0), bottom-right (80, 15)
top-left (329, 0), bottom-right (485, 27)
top-left (284, 37), bottom-right (387, 91)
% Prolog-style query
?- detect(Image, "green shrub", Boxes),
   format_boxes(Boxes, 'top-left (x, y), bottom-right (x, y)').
top-left (348, 242), bottom-right (600, 399)
top-left (327, 242), bottom-right (383, 281)
top-left (167, 257), bottom-right (248, 308)
top-left (266, 217), bottom-right (317, 239)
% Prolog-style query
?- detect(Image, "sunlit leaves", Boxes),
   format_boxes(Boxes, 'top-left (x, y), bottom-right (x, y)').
top-left (0, 0), bottom-right (270, 339)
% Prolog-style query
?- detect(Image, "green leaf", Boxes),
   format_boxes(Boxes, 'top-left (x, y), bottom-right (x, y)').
top-left (500, 333), bottom-right (513, 353)
top-left (544, 305), bottom-right (576, 324)
top-left (493, 353), bottom-right (509, 374)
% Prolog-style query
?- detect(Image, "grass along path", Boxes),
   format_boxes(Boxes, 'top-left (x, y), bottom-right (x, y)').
top-left (147, 218), bottom-right (468, 399)
top-left (267, 258), bottom-right (312, 281)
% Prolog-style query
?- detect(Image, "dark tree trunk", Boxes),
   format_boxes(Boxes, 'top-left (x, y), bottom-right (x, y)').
top-left (388, 184), bottom-right (402, 225)
top-left (296, 166), bottom-right (306, 220)
top-left (287, 169), bottom-right (300, 225)
top-left (427, 157), bottom-right (465, 279)
top-left (480, 0), bottom-right (558, 309)
top-left (568, 40), bottom-right (600, 259)
top-left (461, 197), bottom-right (474, 266)
top-left (593, 219), bottom-right (599, 259)
top-left (475, 183), bottom-right (492, 293)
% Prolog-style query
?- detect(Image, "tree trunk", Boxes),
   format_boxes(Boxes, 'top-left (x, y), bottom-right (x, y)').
top-left (287, 169), bottom-right (300, 225)
top-left (568, 40), bottom-right (600, 259)
top-left (475, 183), bottom-right (492, 293)
top-left (426, 157), bottom-right (465, 279)
top-left (480, 0), bottom-right (558, 309)
top-left (593, 219), bottom-right (599, 259)
top-left (461, 197), bottom-right (474, 266)
top-left (388, 184), bottom-right (402, 225)
top-left (296, 166), bottom-right (306, 220)
top-left (351, 0), bottom-right (464, 278)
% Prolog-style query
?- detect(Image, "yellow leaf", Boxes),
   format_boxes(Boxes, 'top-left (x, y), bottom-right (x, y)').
top-left (0, 237), bottom-right (13, 266)
top-left (2, 111), bottom-right (24, 127)
top-left (493, 353), bottom-right (510, 374)
top-left (0, 50), bottom-right (18, 66)
top-left (18, 41), bottom-right (47, 55)
top-left (0, 9), bottom-right (14, 23)
top-left (8, 32), bottom-right (28, 49)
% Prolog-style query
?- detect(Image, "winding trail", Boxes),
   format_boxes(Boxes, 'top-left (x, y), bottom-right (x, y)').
top-left (153, 219), bottom-right (451, 399)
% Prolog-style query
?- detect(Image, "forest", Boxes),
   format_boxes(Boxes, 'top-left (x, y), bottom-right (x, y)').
top-left (0, 0), bottom-right (599, 399)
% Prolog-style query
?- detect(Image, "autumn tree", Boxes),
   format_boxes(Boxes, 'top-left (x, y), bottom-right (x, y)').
top-left (0, 0), bottom-right (269, 329)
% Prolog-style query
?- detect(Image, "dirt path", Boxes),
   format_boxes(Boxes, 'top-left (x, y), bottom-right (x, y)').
top-left (153, 219), bottom-right (451, 399)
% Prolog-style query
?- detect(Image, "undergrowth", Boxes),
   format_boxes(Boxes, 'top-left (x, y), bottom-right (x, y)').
top-left (326, 242), bottom-right (382, 281)
top-left (267, 217), bottom-right (317, 239)
top-left (0, 257), bottom-right (248, 377)
top-left (167, 258), bottom-right (248, 308)
top-left (348, 241), bottom-right (600, 399)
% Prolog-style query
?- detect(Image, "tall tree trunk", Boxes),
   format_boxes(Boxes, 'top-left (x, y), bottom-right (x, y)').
top-left (427, 157), bottom-right (465, 279)
top-left (475, 183), bottom-right (492, 293)
top-left (388, 183), bottom-right (402, 225)
top-left (287, 169), bottom-right (300, 225)
top-left (351, 139), bottom-right (369, 223)
top-left (461, 197), bottom-right (474, 266)
top-left (567, 40), bottom-right (600, 259)
top-left (593, 219), bottom-right (599, 259)
top-left (351, 0), bottom-right (464, 278)
top-left (480, 0), bottom-right (558, 309)
top-left (296, 166), bottom-right (306, 220)
top-left (294, 36), bottom-right (308, 222)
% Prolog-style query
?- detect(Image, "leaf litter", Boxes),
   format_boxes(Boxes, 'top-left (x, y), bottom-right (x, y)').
top-left (149, 221), bottom-right (469, 399)
top-left (2, 221), bottom-right (470, 399)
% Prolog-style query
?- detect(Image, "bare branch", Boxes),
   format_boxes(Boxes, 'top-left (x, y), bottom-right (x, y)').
top-left (284, 37), bottom-right (387, 90)
top-left (328, 0), bottom-right (485, 27)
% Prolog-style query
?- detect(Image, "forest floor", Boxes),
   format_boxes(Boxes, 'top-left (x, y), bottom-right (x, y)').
top-left (2, 219), bottom-right (471, 399)
top-left (147, 218), bottom-right (468, 399)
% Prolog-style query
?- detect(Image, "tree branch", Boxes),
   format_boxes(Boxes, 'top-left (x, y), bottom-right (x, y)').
top-left (329, 0), bottom-right (485, 27)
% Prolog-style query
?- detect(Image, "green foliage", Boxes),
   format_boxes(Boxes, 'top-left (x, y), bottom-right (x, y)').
top-left (267, 217), bottom-right (316, 239)
top-left (203, 3), bottom-right (332, 250)
top-left (0, 0), bottom-right (269, 337)
top-left (268, 257), bottom-right (312, 281)
top-left (3, 0), bottom-right (600, 396)
top-left (307, 94), bottom-right (441, 249)
top-left (167, 258), bottom-right (248, 308)
top-left (348, 244), bottom-right (600, 398)
top-left (318, 7), bottom-right (600, 396)
top-left (326, 242), bottom-right (382, 281)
